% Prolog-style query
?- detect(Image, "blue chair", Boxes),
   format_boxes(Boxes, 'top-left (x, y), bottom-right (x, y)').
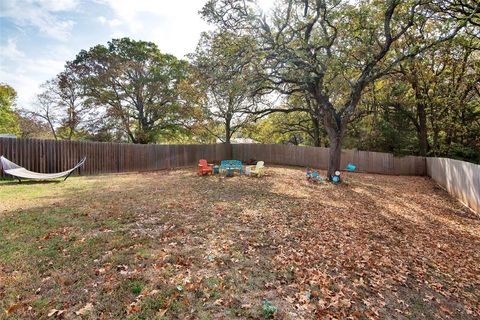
top-left (346, 163), bottom-right (357, 172)
top-left (220, 160), bottom-right (243, 175)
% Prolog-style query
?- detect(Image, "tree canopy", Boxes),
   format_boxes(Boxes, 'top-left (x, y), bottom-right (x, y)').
top-left (190, 31), bottom-right (260, 143)
top-left (72, 38), bottom-right (189, 144)
top-left (0, 84), bottom-right (20, 135)
top-left (200, 0), bottom-right (479, 172)
top-left (11, 1), bottom-right (479, 165)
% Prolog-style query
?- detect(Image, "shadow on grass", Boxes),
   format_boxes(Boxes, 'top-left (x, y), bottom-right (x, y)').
top-left (1, 167), bottom-right (479, 319)
top-left (0, 169), bottom-right (294, 319)
top-left (0, 179), bottom-right (63, 186)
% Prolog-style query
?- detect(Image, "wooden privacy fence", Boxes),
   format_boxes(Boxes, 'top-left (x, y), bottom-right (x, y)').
top-left (427, 158), bottom-right (480, 214)
top-left (0, 138), bottom-right (231, 176)
top-left (232, 144), bottom-right (426, 175)
top-left (0, 138), bottom-right (426, 177)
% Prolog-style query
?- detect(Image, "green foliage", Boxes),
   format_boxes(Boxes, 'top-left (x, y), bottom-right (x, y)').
top-left (72, 37), bottom-right (189, 144)
top-left (190, 31), bottom-right (259, 143)
top-left (0, 83), bottom-right (20, 135)
top-left (244, 112), bottom-right (316, 146)
top-left (261, 299), bottom-right (277, 318)
top-left (200, 0), bottom-right (479, 170)
top-left (124, 280), bottom-right (144, 295)
top-left (349, 38), bottom-right (480, 162)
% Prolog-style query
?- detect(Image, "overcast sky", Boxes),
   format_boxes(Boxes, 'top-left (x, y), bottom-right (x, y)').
top-left (0, 0), bottom-right (275, 110)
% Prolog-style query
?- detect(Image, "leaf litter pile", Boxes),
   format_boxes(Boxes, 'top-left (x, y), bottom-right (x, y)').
top-left (0, 166), bottom-right (479, 319)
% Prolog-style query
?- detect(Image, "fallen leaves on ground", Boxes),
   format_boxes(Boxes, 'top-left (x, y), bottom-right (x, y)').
top-left (1, 167), bottom-right (478, 319)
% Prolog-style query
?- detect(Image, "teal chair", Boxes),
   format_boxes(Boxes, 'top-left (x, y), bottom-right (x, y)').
top-left (220, 160), bottom-right (243, 175)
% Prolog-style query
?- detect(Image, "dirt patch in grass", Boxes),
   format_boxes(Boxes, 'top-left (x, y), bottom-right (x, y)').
top-left (1, 167), bottom-right (479, 319)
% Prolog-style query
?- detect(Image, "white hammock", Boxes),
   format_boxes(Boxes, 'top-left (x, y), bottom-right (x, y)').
top-left (0, 155), bottom-right (86, 181)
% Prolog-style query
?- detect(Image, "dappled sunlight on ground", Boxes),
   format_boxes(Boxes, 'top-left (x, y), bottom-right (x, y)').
top-left (0, 166), bottom-right (478, 319)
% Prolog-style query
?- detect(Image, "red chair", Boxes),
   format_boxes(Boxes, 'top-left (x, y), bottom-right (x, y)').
top-left (197, 159), bottom-right (213, 176)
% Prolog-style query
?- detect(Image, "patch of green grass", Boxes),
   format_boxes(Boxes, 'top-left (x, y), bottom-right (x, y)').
top-left (0, 208), bottom-right (83, 264)
top-left (261, 299), bottom-right (277, 318)
top-left (203, 276), bottom-right (220, 289)
top-left (136, 248), bottom-right (152, 259)
top-left (122, 279), bottom-right (145, 296)
top-left (0, 176), bottom-right (91, 200)
top-left (210, 289), bottom-right (221, 300)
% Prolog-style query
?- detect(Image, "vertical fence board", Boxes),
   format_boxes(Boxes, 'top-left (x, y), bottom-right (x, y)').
top-left (1, 138), bottom-right (429, 178)
top-left (427, 158), bottom-right (479, 214)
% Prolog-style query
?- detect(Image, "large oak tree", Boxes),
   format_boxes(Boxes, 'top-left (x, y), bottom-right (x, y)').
top-left (202, 0), bottom-right (477, 177)
top-left (72, 38), bottom-right (189, 144)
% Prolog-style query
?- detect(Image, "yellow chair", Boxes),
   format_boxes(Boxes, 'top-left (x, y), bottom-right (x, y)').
top-left (247, 161), bottom-right (265, 177)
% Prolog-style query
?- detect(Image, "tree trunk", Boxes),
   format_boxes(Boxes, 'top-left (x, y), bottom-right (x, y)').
top-left (430, 108), bottom-right (439, 156)
top-left (225, 118), bottom-right (231, 144)
top-left (323, 109), bottom-right (346, 179)
top-left (47, 120), bottom-right (57, 141)
top-left (417, 102), bottom-right (428, 156)
top-left (311, 114), bottom-right (321, 147)
top-left (326, 131), bottom-right (342, 178)
top-left (412, 80), bottom-right (429, 156)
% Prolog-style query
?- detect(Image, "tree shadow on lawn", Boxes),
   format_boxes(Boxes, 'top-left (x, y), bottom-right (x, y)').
top-left (1, 168), bottom-right (479, 319)
top-left (0, 179), bottom-right (62, 186)
top-left (343, 186), bottom-right (480, 318)
top-left (1, 170), bottom-right (306, 319)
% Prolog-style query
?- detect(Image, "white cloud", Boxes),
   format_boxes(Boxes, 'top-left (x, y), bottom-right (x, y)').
top-left (0, 60), bottom-right (64, 109)
top-left (39, 0), bottom-right (79, 11)
top-left (0, 42), bottom-right (72, 110)
top-left (97, 0), bottom-right (278, 58)
top-left (98, 0), bottom-right (211, 57)
top-left (97, 16), bottom-right (122, 28)
top-left (0, 38), bottom-right (25, 60)
top-left (0, 0), bottom-right (79, 40)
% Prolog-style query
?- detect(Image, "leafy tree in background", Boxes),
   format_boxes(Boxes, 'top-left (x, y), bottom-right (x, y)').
top-left (345, 80), bottom-right (419, 155)
top-left (246, 91), bottom-right (329, 146)
top-left (32, 64), bottom-right (92, 141)
top-left (243, 112), bottom-right (316, 145)
top-left (349, 37), bottom-right (480, 162)
top-left (190, 31), bottom-right (259, 143)
top-left (16, 110), bottom-right (54, 139)
top-left (31, 80), bottom-right (61, 140)
top-left (394, 38), bottom-right (479, 159)
top-left (202, 0), bottom-right (477, 177)
top-left (172, 68), bottom-right (218, 143)
top-left (72, 38), bottom-right (189, 144)
top-left (0, 83), bottom-right (20, 135)
top-left (436, 0), bottom-right (480, 28)
top-left (55, 62), bottom-right (91, 140)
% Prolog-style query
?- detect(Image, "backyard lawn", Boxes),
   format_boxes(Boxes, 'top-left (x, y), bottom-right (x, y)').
top-left (1, 166), bottom-right (479, 319)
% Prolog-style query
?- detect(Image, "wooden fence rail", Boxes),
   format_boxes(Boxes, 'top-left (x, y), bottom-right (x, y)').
top-left (0, 138), bottom-right (231, 177)
top-left (232, 144), bottom-right (426, 176)
top-left (0, 138), bottom-right (426, 177)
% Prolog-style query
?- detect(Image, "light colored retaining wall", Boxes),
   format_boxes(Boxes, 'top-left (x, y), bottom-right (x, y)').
top-left (427, 157), bottom-right (480, 214)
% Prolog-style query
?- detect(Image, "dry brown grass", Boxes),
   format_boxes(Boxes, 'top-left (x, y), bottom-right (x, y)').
top-left (1, 166), bottom-right (479, 319)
